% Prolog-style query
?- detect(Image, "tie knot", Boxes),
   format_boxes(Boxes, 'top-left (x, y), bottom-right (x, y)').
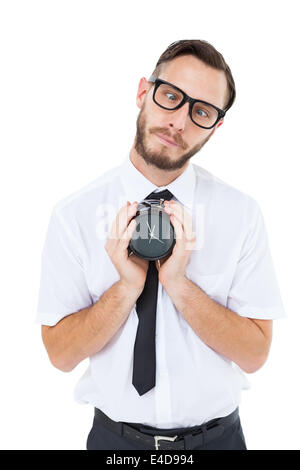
top-left (144, 189), bottom-right (174, 202)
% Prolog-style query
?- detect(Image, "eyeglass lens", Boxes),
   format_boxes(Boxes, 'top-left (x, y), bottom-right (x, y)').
top-left (155, 82), bottom-right (219, 128)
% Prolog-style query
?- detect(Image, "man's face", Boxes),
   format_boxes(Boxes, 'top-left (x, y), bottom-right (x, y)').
top-left (134, 55), bottom-right (228, 171)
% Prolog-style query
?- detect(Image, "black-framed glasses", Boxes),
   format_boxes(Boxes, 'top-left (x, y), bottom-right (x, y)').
top-left (148, 74), bottom-right (226, 130)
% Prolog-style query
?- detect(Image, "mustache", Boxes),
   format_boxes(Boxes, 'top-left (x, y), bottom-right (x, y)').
top-left (149, 127), bottom-right (187, 149)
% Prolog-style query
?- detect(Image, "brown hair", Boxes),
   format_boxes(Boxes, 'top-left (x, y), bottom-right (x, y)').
top-left (151, 39), bottom-right (236, 112)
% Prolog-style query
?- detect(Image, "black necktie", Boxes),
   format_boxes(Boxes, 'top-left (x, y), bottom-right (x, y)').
top-left (132, 189), bottom-right (174, 396)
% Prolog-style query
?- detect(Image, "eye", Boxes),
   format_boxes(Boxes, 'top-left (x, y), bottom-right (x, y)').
top-left (165, 92), bottom-right (179, 102)
top-left (196, 108), bottom-right (208, 117)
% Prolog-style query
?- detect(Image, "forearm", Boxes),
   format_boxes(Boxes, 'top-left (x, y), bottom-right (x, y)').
top-left (42, 280), bottom-right (142, 372)
top-left (163, 276), bottom-right (269, 373)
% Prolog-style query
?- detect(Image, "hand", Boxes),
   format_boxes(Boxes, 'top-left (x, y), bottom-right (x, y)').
top-left (155, 200), bottom-right (196, 286)
top-left (105, 201), bottom-right (149, 294)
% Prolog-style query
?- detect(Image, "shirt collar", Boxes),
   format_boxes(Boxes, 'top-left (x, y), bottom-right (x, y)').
top-left (119, 153), bottom-right (196, 211)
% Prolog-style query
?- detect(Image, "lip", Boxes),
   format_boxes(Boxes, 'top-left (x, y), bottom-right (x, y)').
top-left (156, 133), bottom-right (179, 147)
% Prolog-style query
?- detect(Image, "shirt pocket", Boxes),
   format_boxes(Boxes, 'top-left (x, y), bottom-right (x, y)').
top-left (185, 269), bottom-right (228, 307)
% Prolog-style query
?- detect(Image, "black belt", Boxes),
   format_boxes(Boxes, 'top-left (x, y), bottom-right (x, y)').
top-left (94, 407), bottom-right (239, 450)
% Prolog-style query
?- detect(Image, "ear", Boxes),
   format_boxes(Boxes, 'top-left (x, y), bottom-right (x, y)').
top-left (210, 118), bottom-right (224, 136)
top-left (136, 77), bottom-right (151, 109)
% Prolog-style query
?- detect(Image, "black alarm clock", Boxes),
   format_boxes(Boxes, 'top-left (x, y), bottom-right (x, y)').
top-left (128, 198), bottom-right (176, 261)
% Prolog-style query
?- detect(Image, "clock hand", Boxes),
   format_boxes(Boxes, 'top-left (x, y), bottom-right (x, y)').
top-left (150, 224), bottom-right (156, 235)
top-left (148, 224), bottom-right (157, 244)
top-left (147, 222), bottom-right (154, 244)
top-left (147, 224), bottom-right (164, 245)
top-left (147, 222), bottom-right (155, 244)
top-left (150, 234), bottom-right (164, 244)
top-left (149, 225), bottom-right (164, 245)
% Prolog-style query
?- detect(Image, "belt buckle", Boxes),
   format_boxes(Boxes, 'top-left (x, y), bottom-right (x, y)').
top-left (154, 434), bottom-right (178, 450)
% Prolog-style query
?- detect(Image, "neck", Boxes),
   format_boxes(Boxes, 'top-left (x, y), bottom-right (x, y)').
top-left (129, 144), bottom-right (188, 188)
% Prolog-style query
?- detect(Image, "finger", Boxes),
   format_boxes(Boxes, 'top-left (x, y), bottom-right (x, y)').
top-left (106, 202), bottom-right (137, 256)
top-left (118, 217), bottom-right (138, 256)
top-left (165, 202), bottom-right (194, 241)
top-left (118, 202), bottom-right (138, 241)
top-left (109, 201), bottom-right (138, 241)
top-left (165, 206), bottom-right (184, 244)
top-left (171, 213), bottom-right (196, 254)
top-left (169, 213), bottom-right (184, 245)
top-left (164, 201), bottom-right (183, 226)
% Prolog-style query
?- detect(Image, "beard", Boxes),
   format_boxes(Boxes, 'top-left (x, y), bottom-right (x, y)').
top-left (134, 103), bottom-right (213, 171)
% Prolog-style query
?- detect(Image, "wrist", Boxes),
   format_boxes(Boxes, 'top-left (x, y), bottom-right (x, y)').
top-left (118, 279), bottom-right (144, 298)
top-left (160, 274), bottom-right (188, 291)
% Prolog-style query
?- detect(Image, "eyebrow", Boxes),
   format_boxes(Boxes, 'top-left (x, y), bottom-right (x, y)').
top-left (166, 80), bottom-right (201, 99)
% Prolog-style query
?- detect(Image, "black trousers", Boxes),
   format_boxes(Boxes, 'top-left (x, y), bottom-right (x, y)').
top-left (86, 412), bottom-right (247, 450)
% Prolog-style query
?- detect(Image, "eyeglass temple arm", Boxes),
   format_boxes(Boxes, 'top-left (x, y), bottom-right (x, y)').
top-left (148, 74), bottom-right (157, 83)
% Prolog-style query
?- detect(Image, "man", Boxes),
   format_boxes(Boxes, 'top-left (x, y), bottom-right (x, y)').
top-left (37, 39), bottom-right (285, 450)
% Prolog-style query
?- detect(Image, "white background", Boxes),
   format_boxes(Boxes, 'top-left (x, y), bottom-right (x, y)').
top-left (0, 0), bottom-right (299, 450)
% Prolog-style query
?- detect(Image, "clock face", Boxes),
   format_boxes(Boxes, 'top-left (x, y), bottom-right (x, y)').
top-left (129, 203), bottom-right (175, 260)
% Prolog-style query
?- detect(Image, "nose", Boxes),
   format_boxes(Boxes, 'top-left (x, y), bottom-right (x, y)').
top-left (168, 101), bottom-right (190, 132)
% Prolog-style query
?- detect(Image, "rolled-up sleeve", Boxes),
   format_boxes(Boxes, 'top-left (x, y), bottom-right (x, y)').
top-left (36, 208), bottom-right (92, 326)
top-left (227, 201), bottom-right (285, 320)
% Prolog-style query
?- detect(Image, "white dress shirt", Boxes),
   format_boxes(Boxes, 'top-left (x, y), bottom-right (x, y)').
top-left (36, 153), bottom-right (285, 428)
